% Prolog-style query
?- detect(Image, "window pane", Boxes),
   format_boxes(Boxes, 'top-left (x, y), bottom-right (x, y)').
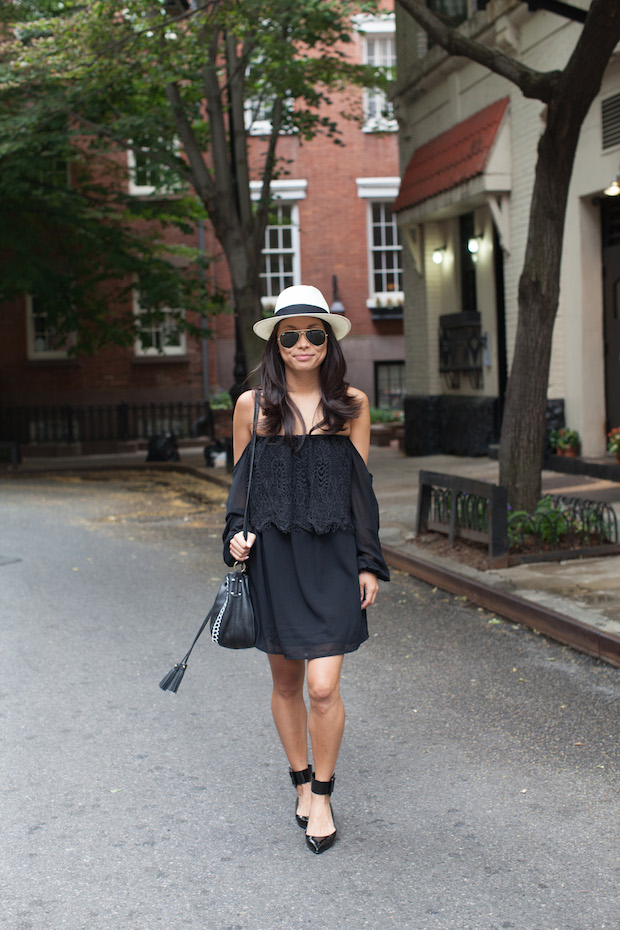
top-left (369, 201), bottom-right (402, 295)
top-left (260, 202), bottom-right (298, 296)
top-left (375, 361), bottom-right (404, 410)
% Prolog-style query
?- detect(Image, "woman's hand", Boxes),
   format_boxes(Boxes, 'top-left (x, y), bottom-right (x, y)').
top-left (229, 530), bottom-right (256, 562)
top-left (359, 571), bottom-right (379, 609)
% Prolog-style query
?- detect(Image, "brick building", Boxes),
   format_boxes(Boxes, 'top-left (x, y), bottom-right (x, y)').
top-left (0, 6), bottom-right (403, 454)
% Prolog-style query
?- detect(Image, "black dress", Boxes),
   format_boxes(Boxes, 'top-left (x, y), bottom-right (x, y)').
top-left (223, 434), bottom-right (390, 660)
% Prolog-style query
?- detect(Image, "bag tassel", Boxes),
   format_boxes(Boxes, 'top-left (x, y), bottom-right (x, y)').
top-left (159, 652), bottom-right (190, 693)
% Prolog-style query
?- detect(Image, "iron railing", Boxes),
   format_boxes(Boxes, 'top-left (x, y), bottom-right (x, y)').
top-left (0, 402), bottom-right (225, 444)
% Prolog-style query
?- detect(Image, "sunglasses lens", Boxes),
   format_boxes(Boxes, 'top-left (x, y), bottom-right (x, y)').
top-left (279, 329), bottom-right (327, 348)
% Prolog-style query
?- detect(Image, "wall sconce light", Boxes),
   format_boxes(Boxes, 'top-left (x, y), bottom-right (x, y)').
top-left (467, 234), bottom-right (483, 255)
top-left (329, 274), bottom-right (346, 314)
top-left (604, 173), bottom-right (620, 197)
top-left (432, 246), bottom-right (446, 265)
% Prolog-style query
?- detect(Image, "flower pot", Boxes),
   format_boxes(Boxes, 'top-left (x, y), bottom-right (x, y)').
top-left (616, 452), bottom-right (620, 465)
top-left (564, 447), bottom-right (579, 458)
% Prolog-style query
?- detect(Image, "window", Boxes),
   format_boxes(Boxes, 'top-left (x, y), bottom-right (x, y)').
top-left (127, 143), bottom-right (181, 197)
top-left (426, 0), bottom-right (469, 27)
top-left (134, 294), bottom-right (187, 357)
top-left (259, 203), bottom-right (299, 301)
top-left (354, 13), bottom-right (397, 132)
top-left (356, 178), bottom-right (403, 315)
top-left (250, 180), bottom-right (306, 307)
top-left (370, 202), bottom-right (403, 295)
top-left (375, 361), bottom-right (405, 411)
top-left (26, 295), bottom-right (74, 360)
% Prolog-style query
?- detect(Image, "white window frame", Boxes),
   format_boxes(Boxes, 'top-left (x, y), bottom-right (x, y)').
top-left (356, 178), bottom-right (403, 308)
top-left (26, 295), bottom-right (75, 360)
top-left (250, 180), bottom-right (306, 309)
top-left (353, 13), bottom-right (397, 133)
top-left (133, 292), bottom-right (187, 357)
top-left (127, 144), bottom-right (181, 197)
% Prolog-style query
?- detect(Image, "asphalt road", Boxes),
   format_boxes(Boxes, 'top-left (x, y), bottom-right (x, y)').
top-left (1, 473), bottom-right (619, 930)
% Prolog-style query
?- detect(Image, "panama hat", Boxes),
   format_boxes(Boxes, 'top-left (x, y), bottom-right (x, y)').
top-left (253, 284), bottom-right (352, 341)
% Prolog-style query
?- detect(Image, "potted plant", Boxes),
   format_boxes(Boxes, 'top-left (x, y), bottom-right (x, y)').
top-left (607, 427), bottom-right (620, 463)
top-left (549, 427), bottom-right (580, 457)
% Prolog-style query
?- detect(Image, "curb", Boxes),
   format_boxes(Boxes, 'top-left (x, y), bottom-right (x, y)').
top-left (7, 460), bottom-right (234, 491)
top-left (382, 544), bottom-right (620, 669)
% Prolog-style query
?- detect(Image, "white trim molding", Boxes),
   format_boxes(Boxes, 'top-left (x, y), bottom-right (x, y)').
top-left (250, 179), bottom-right (308, 202)
top-left (356, 177), bottom-right (401, 200)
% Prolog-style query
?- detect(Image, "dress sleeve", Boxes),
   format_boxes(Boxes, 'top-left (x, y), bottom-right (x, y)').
top-left (221, 446), bottom-right (251, 566)
top-left (350, 445), bottom-right (390, 582)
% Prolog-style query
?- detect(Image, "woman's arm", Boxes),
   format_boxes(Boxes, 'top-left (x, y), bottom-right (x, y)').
top-left (226, 389), bottom-right (258, 561)
top-left (347, 388), bottom-right (371, 464)
top-left (232, 389), bottom-right (256, 464)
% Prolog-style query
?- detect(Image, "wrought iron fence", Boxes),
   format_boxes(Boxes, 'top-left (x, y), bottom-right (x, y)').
top-left (0, 402), bottom-right (219, 444)
top-left (417, 468), bottom-right (619, 566)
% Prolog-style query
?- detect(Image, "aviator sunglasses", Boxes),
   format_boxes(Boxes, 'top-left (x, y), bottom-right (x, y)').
top-left (278, 328), bottom-right (327, 349)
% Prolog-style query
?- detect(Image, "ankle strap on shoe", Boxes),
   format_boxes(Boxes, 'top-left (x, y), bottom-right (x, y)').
top-left (289, 765), bottom-right (312, 787)
top-left (311, 773), bottom-right (335, 796)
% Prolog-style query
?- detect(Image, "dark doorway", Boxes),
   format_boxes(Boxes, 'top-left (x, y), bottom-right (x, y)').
top-left (602, 198), bottom-right (620, 430)
top-left (492, 225), bottom-right (508, 429)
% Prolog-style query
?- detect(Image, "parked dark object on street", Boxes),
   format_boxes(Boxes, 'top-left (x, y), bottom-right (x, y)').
top-left (203, 438), bottom-right (231, 468)
top-left (146, 433), bottom-right (180, 462)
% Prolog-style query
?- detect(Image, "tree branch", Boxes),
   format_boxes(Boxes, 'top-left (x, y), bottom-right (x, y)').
top-left (396, 0), bottom-right (561, 102)
top-left (164, 81), bottom-right (216, 209)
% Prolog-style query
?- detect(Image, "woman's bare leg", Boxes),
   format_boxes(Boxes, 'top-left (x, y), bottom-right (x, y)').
top-left (268, 654), bottom-right (311, 820)
top-left (306, 654), bottom-right (345, 837)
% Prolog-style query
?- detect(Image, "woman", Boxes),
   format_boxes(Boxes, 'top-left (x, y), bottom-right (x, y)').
top-left (223, 284), bottom-right (389, 854)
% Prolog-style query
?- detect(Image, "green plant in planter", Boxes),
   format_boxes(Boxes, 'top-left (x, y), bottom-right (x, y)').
top-left (369, 407), bottom-right (403, 424)
top-left (607, 427), bottom-right (620, 455)
top-left (209, 391), bottom-right (233, 410)
top-left (549, 427), bottom-right (580, 454)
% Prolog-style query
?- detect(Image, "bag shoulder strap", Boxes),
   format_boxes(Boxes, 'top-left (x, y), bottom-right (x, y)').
top-left (242, 391), bottom-right (260, 540)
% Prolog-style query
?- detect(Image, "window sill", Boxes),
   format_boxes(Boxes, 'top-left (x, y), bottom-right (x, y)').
top-left (368, 305), bottom-right (403, 321)
top-left (362, 120), bottom-right (398, 134)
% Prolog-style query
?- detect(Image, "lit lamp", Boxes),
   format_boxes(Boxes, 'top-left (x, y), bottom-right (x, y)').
top-left (330, 274), bottom-right (345, 314)
top-left (604, 173), bottom-right (620, 197)
top-left (467, 234), bottom-right (483, 255)
top-left (432, 246), bottom-right (446, 265)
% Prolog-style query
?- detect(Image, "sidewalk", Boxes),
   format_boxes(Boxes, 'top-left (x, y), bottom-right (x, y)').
top-left (10, 442), bottom-right (620, 665)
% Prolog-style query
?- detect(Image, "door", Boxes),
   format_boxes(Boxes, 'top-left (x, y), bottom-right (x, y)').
top-left (602, 199), bottom-right (620, 430)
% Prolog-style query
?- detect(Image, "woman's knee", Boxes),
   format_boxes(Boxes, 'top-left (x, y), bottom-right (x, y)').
top-left (307, 680), bottom-right (340, 713)
top-left (270, 656), bottom-right (305, 700)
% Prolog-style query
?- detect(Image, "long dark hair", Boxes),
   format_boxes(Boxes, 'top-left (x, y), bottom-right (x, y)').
top-left (259, 320), bottom-right (361, 441)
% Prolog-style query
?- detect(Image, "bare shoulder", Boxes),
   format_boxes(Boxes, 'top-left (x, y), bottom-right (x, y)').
top-left (232, 389), bottom-right (257, 462)
top-left (347, 387), bottom-right (369, 409)
top-left (234, 389), bottom-right (256, 421)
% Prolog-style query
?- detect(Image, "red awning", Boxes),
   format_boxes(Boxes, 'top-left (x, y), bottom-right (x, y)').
top-left (394, 98), bottom-right (509, 213)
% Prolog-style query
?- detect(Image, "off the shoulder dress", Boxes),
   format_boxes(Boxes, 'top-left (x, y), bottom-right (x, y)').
top-left (223, 434), bottom-right (390, 660)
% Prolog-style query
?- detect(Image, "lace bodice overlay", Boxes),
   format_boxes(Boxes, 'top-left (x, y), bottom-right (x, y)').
top-left (223, 434), bottom-right (390, 581)
top-left (250, 435), bottom-right (353, 534)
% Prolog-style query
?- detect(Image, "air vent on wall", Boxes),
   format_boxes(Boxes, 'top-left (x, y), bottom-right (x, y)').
top-left (602, 93), bottom-right (620, 150)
